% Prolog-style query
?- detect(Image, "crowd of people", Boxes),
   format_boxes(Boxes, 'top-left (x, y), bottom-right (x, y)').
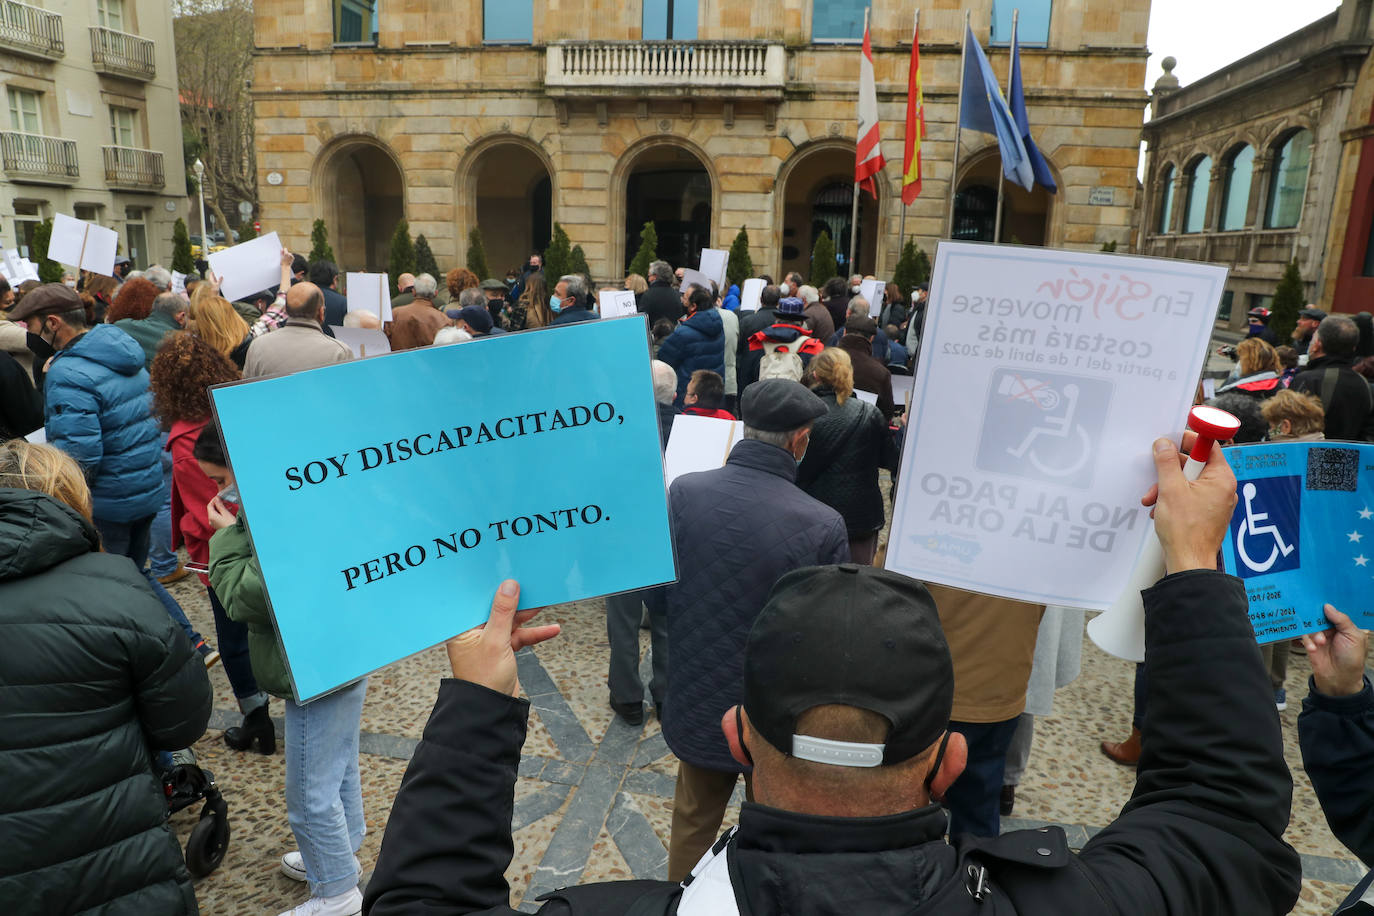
top-left (0, 242), bottom-right (1371, 916)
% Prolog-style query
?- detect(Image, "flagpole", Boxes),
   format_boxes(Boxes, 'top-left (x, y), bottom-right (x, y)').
top-left (849, 6), bottom-right (870, 277)
top-left (898, 8), bottom-right (917, 262)
top-left (993, 9), bottom-right (1017, 244)
top-left (946, 10), bottom-right (970, 238)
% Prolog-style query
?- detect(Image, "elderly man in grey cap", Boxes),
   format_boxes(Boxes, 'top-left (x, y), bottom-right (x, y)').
top-left (660, 377), bottom-right (850, 880)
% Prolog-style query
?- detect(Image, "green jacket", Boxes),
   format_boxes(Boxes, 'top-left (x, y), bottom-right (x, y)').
top-left (209, 512), bottom-right (291, 698)
top-left (113, 309), bottom-right (181, 370)
top-left (0, 488), bottom-right (211, 914)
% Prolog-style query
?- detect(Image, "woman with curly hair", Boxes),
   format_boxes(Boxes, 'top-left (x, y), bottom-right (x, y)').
top-left (150, 332), bottom-right (270, 753)
top-left (445, 267), bottom-right (479, 302)
top-left (188, 291), bottom-right (251, 369)
top-left (104, 276), bottom-right (158, 324)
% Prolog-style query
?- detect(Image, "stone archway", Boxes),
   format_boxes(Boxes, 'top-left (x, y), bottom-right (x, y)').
top-left (775, 141), bottom-right (880, 281)
top-left (953, 147), bottom-right (1058, 246)
top-left (313, 136), bottom-right (406, 272)
top-left (609, 137), bottom-right (718, 275)
top-left (456, 136), bottom-right (555, 276)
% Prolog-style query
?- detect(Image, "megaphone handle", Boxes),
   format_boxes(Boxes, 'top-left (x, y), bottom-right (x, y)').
top-left (1182, 456), bottom-right (1206, 482)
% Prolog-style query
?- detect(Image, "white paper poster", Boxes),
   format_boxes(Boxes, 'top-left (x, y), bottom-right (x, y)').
top-left (345, 272), bottom-right (393, 322)
top-left (680, 268), bottom-right (713, 296)
top-left (47, 213), bottom-right (118, 276)
top-left (698, 248), bottom-right (729, 292)
top-left (740, 278), bottom-right (766, 312)
top-left (859, 279), bottom-right (885, 319)
top-left (664, 414), bottom-right (745, 487)
top-left (855, 390), bottom-right (879, 405)
top-left (884, 242), bottom-right (1227, 609)
top-left (599, 288), bottom-right (638, 319)
top-left (209, 232), bottom-right (282, 302)
top-left (172, 271), bottom-right (187, 295)
top-left (0, 249), bottom-right (20, 281)
top-left (328, 325), bottom-right (392, 358)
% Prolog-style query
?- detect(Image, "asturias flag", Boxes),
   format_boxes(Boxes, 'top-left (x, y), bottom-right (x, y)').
top-left (901, 17), bottom-right (925, 205)
top-left (1009, 18), bottom-right (1057, 193)
top-left (856, 21), bottom-right (885, 199)
top-left (958, 23), bottom-right (1033, 192)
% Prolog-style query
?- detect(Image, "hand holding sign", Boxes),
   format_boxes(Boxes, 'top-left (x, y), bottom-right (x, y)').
top-left (444, 579), bottom-right (561, 697)
top-left (1302, 605), bottom-right (1369, 697)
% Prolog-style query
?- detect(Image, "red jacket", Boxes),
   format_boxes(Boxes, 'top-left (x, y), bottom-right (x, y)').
top-left (168, 417), bottom-right (218, 586)
top-left (682, 406), bottom-right (736, 420)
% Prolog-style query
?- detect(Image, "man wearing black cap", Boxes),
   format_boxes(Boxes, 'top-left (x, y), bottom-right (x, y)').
top-left (659, 377), bottom-right (849, 878)
top-left (480, 279), bottom-right (508, 327)
top-left (1292, 305), bottom-right (1326, 357)
top-left (365, 432), bottom-right (1301, 916)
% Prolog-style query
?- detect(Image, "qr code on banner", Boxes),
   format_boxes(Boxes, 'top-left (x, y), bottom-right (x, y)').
top-left (1306, 447), bottom-right (1359, 492)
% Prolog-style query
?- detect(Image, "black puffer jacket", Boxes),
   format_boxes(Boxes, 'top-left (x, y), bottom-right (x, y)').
top-left (0, 487), bottom-right (212, 915)
top-left (796, 388), bottom-right (892, 537)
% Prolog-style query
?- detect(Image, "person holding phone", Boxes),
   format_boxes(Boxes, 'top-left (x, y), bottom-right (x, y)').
top-left (150, 332), bottom-right (272, 753)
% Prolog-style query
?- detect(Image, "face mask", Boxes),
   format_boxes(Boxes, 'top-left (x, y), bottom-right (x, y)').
top-left (549, 294), bottom-right (563, 314)
top-left (850, 285), bottom-right (861, 295)
top-left (28, 327), bottom-right (56, 360)
top-left (63, 280), bottom-right (77, 289)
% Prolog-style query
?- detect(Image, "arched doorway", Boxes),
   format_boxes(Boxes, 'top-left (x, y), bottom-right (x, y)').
top-left (623, 144), bottom-right (712, 273)
top-left (315, 137), bottom-right (405, 271)
top-left (778, 143), bottom-right (879, 281)
top-left (953, 149), bottom-right (1055, 246)
top-left (465, 141), bottom-right (553, 276)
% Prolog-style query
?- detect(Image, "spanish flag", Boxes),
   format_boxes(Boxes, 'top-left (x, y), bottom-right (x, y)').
top-left (901, 14), bottom-right (925, 205)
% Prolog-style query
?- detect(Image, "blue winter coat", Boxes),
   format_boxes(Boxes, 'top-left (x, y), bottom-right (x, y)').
top-left (655, 307), bottom-right (725, 406)
top-left (661, 439), bottom-right (850, 771)
top-left (43, 324), bottom-right (163, 522)
top-left (722, 284), bottom-right (741, 312)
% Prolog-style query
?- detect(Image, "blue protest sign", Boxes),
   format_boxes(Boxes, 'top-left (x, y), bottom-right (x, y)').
top-left (1222, 441), bottom-right (1374, 642)
top-left (211, 317), bottom-right (675, 701)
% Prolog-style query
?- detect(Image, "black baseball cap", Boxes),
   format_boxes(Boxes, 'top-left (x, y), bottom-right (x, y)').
top-left (743, 564), bottom-right (952, 767)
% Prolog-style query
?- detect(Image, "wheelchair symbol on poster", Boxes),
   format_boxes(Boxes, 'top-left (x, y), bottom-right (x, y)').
top-left (1236, 482), bottom-right (1297, 573)
top-left (998, 374), bottom-right (1093, 478)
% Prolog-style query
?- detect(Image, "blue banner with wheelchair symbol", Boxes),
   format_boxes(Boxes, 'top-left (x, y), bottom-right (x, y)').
top-left (1222, 442), bottom-right (1374, 642)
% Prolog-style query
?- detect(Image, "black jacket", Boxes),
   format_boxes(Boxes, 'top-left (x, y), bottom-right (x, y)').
top-left (640, 280), bottom-right (685, 327)
top-left (736, 306), bottom-right (779, 358)
top-left (363, 569), bottom-right (1300, 916)
top-left (323, 287), bottom-right (348, 328)
top-left (1291, 355), bottom-right (1374, 441)
top-left (0, 488), bottom-right (213, 915)
top-left (1299, 675), bottom-right (1374, 867)
top-left (0, 349), bottom-right (42, 440)
top-left (796, 388), bottom-right (892, 537)
top-left (838, 334), bottom-right (896, 420)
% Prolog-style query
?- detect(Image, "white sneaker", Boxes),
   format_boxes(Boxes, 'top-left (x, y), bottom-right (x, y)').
top-left (280, 850), bottom-right (363, 883)
top-left (275, 888), bottom-right (362, 916)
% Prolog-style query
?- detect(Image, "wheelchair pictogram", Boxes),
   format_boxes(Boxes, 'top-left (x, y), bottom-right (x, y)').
top-left (1236, 482), bottom-right (1297, 573)
top-left (976, 369), bottom-right (1112, 489)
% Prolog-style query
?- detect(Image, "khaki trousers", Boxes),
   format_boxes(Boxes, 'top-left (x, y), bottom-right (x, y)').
top-left (666, 760), bottom-right (753, 882)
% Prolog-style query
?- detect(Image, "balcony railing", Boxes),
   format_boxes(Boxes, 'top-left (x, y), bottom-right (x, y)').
top-left (0, 0), bottom-right (64, 60)
top-left (89, 25), bottom-right (154, 80)
top-left (0, 131), bottom-right (79, 183)
top-left (103, 145), bottom-right (164, 188)
top-left (546, 41), bottom-right (785, 96)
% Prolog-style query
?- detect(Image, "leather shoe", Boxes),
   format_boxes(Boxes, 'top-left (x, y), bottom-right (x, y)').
top-left (1100, 726), bottom-right (1142, 766)
top-left (610, 700), bottom-right (644, 727)
top-left (999, 785), bottom-right (1015, 817)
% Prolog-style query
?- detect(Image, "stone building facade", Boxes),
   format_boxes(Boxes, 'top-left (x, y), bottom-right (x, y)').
top-left (251, 0), bottom-right (1150, 281)
top-left (1137, 0), bottom-right (1374, 328)
top-left (1, 0), bottom-right (187, 268)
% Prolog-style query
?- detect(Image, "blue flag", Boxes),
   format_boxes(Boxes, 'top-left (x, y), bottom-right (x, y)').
top-left (959, 23), bottom-right (1033, 192)
top-left (1009, 20), bottom-right (1057, 193)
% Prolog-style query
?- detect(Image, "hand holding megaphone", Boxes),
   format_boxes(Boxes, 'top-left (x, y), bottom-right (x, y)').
top-left (1087, 407), bottom-right (1242, 662)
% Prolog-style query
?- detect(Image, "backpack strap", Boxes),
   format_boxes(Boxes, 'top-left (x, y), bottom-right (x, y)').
top-left (1321, 367), bottom-right (1341, 415)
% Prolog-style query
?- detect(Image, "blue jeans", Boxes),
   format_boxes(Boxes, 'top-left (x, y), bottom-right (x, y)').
top-left (285, 678), bottom-right (368, 898)
top-left (94, 514), bottom-right (201, 647)
top-left (148, 434), bottom-right (178, 577)
top-left (946, 718), bottom-right (1021, 837)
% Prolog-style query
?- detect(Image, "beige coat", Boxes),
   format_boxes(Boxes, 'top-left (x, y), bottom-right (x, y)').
top-left (926, 583), bottom-right (1046, 724)
top-left (243, 318), bottom-right (352, 378)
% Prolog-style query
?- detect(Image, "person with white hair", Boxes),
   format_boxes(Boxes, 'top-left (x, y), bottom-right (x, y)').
top-left (550, 274), bottom-right (595, 325)
top-left (342, 310), bottom-right (381, 330)
top-left (388, 273), bottom-right (449, 350)
top-left (433, 326), bottom-right (473, 346)
top-left (798, 283), bottom-right (834, 341)
top-left (144, 265), bottom-right (172, 292)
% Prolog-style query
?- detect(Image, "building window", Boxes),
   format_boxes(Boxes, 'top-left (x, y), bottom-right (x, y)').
top-left (108, 105), bottom-right (136, 147)
top-left (484, 0), bottom-right (531, 43)
top-left (1249, 293), bottom-right (1273, 313)
top-left (333, 0), bottom-right (378, 44)
top-left (1156, 164), bottom-right (1175, 234)
top-left (1219, 145), bottom-right (1254, 231)
top-left (1217, 290), bottom-right (1233, 323)
top-left (74, 204), bottom-right (102, 222)
top-left (812, 0), bottom-right (865, 42)
top-left (7, 87), bottom-right (42, 134)
top-left (643, 0), bottom-right (697, 40)
top-left (1182, 155), bottom-right (1211, 234)
top-left (96, 0), bottom-right (124, 30)
top-left (990, 0), bottom-right (1052, 45)
top-left (1265, 129), bottom-right (1312, 230)
top-left (13, 201), bottom-right (43, 259)
top-left (125, 206), bottom-right (148, 269)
